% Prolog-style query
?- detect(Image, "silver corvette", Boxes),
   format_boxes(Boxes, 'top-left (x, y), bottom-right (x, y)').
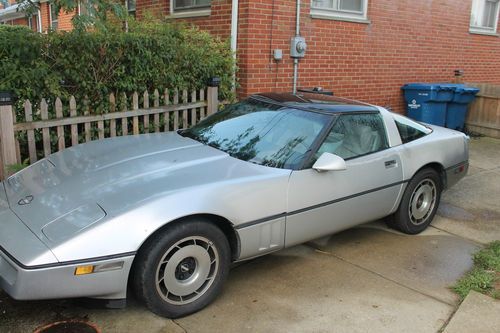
top-left (0, 93), bottom-right (469, 318)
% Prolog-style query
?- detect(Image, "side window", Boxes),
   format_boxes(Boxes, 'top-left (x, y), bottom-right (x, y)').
top-left (315, 113), bottom-right (388, 161)
top-left (393, 114), bottom-right (432, 144)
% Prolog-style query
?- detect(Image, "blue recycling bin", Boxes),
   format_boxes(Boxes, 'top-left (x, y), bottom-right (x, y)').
top-left (401, 83), bottom-right (455, 126)
top-left (446, 86), bottom-right (480, 131)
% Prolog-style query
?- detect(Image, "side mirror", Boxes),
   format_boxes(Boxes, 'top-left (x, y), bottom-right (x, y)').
top-left (312, 152), bottom-right (347, 172)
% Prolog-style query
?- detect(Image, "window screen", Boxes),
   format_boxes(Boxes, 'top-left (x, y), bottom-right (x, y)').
top-left (313, 0), bottom-right (363, 12)
top-left (174, 0), bottom-right (211, 11)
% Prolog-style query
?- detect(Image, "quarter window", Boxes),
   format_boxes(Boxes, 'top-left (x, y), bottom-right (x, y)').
top-left (393, 114), bottom-right (432, 144)
top-left (314, 113), bottom-right (388, 161)
top-left (311, 0), bottom-right (368, 22)
top-left (470, 0), bottom-right (500, 34)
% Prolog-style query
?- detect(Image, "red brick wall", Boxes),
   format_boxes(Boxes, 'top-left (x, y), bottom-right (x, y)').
top-left (29, 15), bottom-right (38, 31)
top-left (2, 2), bottom-right (75, 32)
top-left (1, 14), bottom-right (37, 31)
top-left (38, 2), bottom-right (50, 32)
top-left (57, 9), bottom-right (77, 31)
top-left (9, 17), bottom-right (29, 25)
top-left (136, 0), bottom-right (168, 18)
top-left (133, 0), bottom-right (500, 112)
top-left (136, 0), bottom-right (232, 38)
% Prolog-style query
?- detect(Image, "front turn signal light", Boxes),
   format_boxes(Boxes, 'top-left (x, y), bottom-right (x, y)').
top-left (74, 265), bottom-right (94, 275)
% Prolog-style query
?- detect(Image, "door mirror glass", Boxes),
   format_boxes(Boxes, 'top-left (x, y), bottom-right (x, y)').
top-left (312, 152), bottom-right (346, 172)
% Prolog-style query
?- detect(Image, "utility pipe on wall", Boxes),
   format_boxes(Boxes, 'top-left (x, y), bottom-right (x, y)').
top-left (295, 0), bottom-right (301, 36)
top-left (230, 0), bottom-right (239, 91)
top-left (292, 0), bottom-right (301, 94)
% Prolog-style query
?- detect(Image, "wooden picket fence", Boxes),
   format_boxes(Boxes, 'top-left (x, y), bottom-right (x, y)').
top-left (465, 83), bottom-right (500, 138)
top-left (0, 85), bottom-right (219, 180)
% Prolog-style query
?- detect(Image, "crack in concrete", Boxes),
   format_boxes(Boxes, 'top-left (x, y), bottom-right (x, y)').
top-left (429, 225), bottom-right (485, 246)
top-left (437, 299), bottom-right (462, 333)
top-left (304, 242), bottom-right (456, 307)
top-left (172, 319), bottom-right (188, 333)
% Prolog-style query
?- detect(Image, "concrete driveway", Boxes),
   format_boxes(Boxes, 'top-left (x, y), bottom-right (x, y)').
top-left (1, 137), bottom-right (499, 333)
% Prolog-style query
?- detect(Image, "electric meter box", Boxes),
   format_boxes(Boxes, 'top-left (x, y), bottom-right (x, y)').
top-left (290, 37), bottom-right (307, 58)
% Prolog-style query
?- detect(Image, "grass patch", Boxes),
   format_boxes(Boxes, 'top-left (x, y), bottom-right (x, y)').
top-left (453, 241), bottom-right (500, 300)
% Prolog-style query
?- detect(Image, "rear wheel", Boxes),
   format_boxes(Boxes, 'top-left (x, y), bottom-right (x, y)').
top-left (133, 219), bottom-right (230, 318)
top-left (387, 168), bottom-right (442, 234)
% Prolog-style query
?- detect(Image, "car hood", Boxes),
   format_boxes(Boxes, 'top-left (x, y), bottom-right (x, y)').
top-left (5, 132), bottom-right (280, 241)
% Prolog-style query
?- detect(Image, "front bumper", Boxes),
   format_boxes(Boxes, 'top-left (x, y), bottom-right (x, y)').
top-left (0, 182), bottom-right (134, 301)
top-left (0, 249), bottom-right (134, 300)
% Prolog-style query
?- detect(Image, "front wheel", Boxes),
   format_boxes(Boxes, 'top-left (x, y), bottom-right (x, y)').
top-left (133, 219), bottom-right (230, 318)
top-left (387, 168), bottom-right (442, 234)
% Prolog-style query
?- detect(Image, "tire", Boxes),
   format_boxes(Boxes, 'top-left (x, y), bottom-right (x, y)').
top-left (132, 218), bottom-right (230, 318)
top-left (387, 168), bottom-right (442, 235)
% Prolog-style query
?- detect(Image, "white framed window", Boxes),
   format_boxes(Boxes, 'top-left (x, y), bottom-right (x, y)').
top-left (470, 0), bottom-right (500, 35)
top-left (169, 0), bottom-right (211, 18)
top-left (78, 0), bottom-right (89, 16)
top-left (27, 15), bottom-right (38, 31)
top-left (49, 4), bottom-right (58, 30)
top-left (311, 0), bottom-right (369, 23)
top-left (126, 0), bottom-right (136, 17)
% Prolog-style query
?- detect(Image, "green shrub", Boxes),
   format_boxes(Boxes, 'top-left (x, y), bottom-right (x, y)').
top-left (0, 21), bottom-right (235, 117)
top-left (0, 26), bottom-right (63, 105)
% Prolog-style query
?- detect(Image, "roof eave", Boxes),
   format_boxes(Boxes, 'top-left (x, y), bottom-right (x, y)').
top-left (0, 1), bottom-right (42, 22)
top-left (0, 3), bottom-right (22, 21)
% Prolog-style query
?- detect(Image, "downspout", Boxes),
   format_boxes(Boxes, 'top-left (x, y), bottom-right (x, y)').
top-left (292, 0), bottom-right (300, 94)
top-left (230, 0), bottom-right (239, 91)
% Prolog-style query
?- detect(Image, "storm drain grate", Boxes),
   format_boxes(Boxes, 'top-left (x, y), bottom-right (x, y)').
top-left (34, 320), bottom-right (100, 333)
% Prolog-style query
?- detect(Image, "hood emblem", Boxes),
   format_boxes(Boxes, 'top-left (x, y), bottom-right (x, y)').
top-left (18, 195), bottom-right (34, 206)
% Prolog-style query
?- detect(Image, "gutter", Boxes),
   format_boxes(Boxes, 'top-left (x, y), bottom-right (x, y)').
top-left (230, 0), bottom-right (239, 91)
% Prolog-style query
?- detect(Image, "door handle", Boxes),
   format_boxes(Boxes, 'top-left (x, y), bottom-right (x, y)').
top-left (384, 160), bottom-right (397, 168)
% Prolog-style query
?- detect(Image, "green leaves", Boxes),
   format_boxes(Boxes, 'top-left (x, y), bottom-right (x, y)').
top-left (453, 241), bottom-right (500, 300)
top-left (0, 21), bottom-right (235, 116)
top-left (474, 241), bottom-right (500, 272)
top-left (16, 0), bottom-right (128, 32)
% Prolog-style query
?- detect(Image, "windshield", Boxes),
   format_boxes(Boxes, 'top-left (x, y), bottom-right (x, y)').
top-left (181, 98), bottom-right (332, 169)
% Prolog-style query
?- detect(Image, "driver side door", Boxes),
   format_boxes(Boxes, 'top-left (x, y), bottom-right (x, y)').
top-left (285, 112), bottom-right (404, 247)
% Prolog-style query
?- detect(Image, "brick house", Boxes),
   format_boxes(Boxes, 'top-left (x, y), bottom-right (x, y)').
top-left (0, 0), bottom-right (136, 32)
top-left (136, 0), bottom-right (500, 112)
top-left (0, 0), bottom-right (77, 31)
top-left (2, 0), bottom-right (499, 112)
